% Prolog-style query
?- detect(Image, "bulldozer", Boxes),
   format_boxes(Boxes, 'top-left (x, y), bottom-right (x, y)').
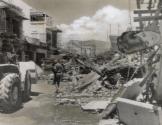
top-left (0, 33), bottom-right (36, 112)
top-left (0, 63), bottom-right (32, 112)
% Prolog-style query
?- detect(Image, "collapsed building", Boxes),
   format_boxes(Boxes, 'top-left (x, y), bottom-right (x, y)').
top-left (98, 0), bottom-right (162, 125)
top-left (52, 1), bottom-right (162, 125)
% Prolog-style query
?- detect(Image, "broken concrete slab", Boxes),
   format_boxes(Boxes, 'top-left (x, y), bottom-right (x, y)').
top-left (101, 103), bottom-right (117, 119)
top-left (116, 98), bottom-right (162, 125)
top-left (56, 98), bottom-right (77, 105)
top-left (81, 80), bottom-right (107, 95)
top-left (120, 78), bottom-right (144, 100)
top-left (101, 77), bottom-right (147, 118)
top-left (99, 119), bottom-right (119, 125)
top-left (81, 100), bottom-right (110, 112)
top-left (75, 71), bottom-right (100, 92)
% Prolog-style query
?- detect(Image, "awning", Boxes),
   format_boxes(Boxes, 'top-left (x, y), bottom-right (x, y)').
top-left (25, 37), bottom-right (47, 48)
top-left (25, 37), bottom-right (40, 46)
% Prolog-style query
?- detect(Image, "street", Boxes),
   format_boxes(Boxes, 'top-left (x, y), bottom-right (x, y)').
top-left (1, 0), bottom-right (161, 125)
top-left (0, 80), bottom-right (99, 125)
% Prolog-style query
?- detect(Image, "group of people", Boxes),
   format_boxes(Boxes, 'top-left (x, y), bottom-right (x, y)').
top-left (52, 59), bottom-right (64, 93)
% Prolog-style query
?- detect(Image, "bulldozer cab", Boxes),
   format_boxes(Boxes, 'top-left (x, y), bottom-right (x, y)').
top-left (0, 64), bottom-right (19, 80)
top-left (0, 52), bottom-right (17, 64)
top-left (0, 32), bottom-right (21, 64)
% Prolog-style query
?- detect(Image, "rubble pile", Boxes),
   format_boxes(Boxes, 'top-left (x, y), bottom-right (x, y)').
top-left (80, 80), bottom-right (112, 97)
top-left (52, 52), bottom-right (146, 109)
top-left (97, 28), bottom-right (162, 124)
top-left (51, 27), bottom-right (162, 125)
top-left (45, 44), bottom-right (161, 125)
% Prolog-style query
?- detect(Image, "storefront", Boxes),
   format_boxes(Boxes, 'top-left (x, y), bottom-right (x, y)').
top-left (24, 37), bottom-right (47, 65)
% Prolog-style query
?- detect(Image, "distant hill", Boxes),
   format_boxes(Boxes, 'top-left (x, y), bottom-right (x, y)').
top-left (67, 40), bottom-right (110, 55)
top-left (109, 35), bottom-right (118, 51)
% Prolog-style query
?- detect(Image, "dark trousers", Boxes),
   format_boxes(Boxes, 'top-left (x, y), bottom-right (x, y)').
top-left (53, 73), bottom-right (62, 87)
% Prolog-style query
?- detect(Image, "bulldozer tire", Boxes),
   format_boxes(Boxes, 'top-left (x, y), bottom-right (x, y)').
top-left (0, 73), bottom-right (22, 113)
top-left (23, 71), bottom-right (31, 101)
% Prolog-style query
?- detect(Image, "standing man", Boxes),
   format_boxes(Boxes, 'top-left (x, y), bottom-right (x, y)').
top-left (52, 59), bottom-right (64, 93)
top-left (41, 60), bottom-right (45, 71)
top-left (52, 61), bottom-right (56, 84)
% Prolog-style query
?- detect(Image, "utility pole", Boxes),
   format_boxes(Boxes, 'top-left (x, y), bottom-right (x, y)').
top-left (109, 24), bottom-right (111, 35)
top-left (106, 24), bottom-right (109, 42)
top-left (118, 24), bottom-right (120, 35)
top-left (81, 41), bottom-right (83, 55)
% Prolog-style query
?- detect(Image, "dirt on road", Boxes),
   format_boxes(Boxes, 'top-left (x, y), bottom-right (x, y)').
top-left (0, 80), bottom-right (99, 125)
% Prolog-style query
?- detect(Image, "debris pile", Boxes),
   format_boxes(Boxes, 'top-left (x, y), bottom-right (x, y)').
top-left (51, 50), bottom-right (146, 109)
top-left (53, 23), bottom-right (162, 125)
top-left (96, 27), bottom-right (162, 124)
top-left (44, 32), bottom-right (161, 125)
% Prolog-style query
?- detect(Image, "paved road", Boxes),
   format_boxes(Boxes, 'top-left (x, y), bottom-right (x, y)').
top-left (0, 80), bottom-right (99, 125)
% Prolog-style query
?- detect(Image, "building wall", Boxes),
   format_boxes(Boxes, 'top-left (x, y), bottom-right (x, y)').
top-left (29, 9), bottom-right (53, 44)
top-left (4, 0), bottom-right (60, 61)
top-left (52, 32), bottom-right (58, 48)
top-left (0, 0), bottom-right (51, 63)
top-left (0, 8), bottom-right (6, 33)
top-left (0, 7), bottom-right (23, 39)
top-left (5, 0), bottom-right (56, 46)
top-left (3, 0), bottom-right (54, 43)
top-left (30, 22), bottom-right (47, 43)
top-left (5, 0), bottom-right (32, 37)
top-left (5, 0), bottom-right (48, 42)
top-left (46, 29), bottom-right (52, 48)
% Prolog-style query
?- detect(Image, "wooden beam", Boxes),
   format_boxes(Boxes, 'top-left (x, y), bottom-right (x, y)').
top-left (134, 9), bottom-right (157, 14)
top-left (134, 16), bottom-right (162, 22)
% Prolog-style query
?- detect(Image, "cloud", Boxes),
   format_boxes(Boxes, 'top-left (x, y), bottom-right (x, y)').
top-left (58, 5), bottom-right (132, 46)
top-left (93, 6), bottom-right (129, 24)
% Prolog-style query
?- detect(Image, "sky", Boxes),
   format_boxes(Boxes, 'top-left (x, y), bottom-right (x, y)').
top-left (18, 0), bottom-right (138, 45)
top-left (22, 0), bottom-right (136, 25)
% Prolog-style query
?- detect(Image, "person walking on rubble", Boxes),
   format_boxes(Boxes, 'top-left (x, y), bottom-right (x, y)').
top-left (52, 59), bottom-right (64, 93)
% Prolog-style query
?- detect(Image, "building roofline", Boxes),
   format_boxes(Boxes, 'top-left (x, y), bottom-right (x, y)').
top-left (47, 27), bottom-right (62, 32)
top-left (30, 9), bottom-right (50, 17)
top-left (0, 1), bottom-right (28, 20)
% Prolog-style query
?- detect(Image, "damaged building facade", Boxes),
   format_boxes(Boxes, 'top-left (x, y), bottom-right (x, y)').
top-left (24, 9), bottom-right (62, 65)
top-left (0, 1), bottom-right (26, 61)
top-left (0, 1), bottom-right (62, 65)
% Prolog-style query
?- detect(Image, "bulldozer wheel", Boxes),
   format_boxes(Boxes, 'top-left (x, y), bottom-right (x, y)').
top-left (0, 74), bottom-right (22, 113)
top-left (23, 71), bottom-right (31, 101)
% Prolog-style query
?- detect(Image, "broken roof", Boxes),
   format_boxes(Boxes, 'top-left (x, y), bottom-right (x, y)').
top-left (0, 1), bottom-right (27, 19)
